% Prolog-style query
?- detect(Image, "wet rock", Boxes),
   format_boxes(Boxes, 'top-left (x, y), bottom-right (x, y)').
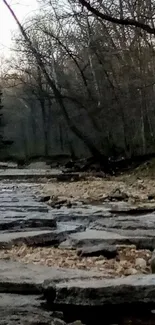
top-left (77, 244), bottom-right (117, 259)
top-left (135, 258), bottom-right (147, 269)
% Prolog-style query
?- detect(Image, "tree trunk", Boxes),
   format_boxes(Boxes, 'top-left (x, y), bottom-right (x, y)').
top-left (3, 0), bottom-right (107, 164)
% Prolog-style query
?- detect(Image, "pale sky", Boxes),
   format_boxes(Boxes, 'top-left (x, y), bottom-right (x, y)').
top-left (0, 0), bottom-right (40, 55)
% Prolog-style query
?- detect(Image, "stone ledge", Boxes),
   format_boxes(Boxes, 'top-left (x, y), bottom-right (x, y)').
top-left (0, 294), bottom-right (52, 325)
top-left (0, 260), bottom-right (103, 294)
top-left (60, 229), bottom-right (155, 250)
top-left (43, 274), bottom-right (155, 306)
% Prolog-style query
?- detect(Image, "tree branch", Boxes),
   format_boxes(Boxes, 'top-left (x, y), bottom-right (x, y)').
top-left (78, 0), bottom-right (155, 35)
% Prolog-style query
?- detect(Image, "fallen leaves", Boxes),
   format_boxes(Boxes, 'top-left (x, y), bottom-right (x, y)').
top-left (0, 245), bottom-right (151, 278)
top-left (40, 175), bottom-right (155, 205)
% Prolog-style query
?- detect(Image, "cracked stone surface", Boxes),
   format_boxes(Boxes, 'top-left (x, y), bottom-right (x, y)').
top-left (43, 274), bottom-right (155, 306)
top-left (0, 181), bottom-right (84, 247)
top-left (1, 259), bottom-right (155, 308)
top-left (0, 259), bottom-right (103, 294)
top-left (1, 173), bottom-right (155, 251)
top-left (1, 172), bottom-right (155, 323)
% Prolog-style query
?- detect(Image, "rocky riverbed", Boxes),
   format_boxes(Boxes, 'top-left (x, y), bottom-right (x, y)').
top-left (0, 245), bottom-right (151, 276)
top-left (0, 168), bottom-right (155, 324)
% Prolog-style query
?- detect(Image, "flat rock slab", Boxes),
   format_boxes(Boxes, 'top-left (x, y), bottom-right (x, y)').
top-left (0, 206), bottom-right (49, 213)
top-left (0, 230), bottom-right (57, 247)
top-left (90, 213), bottom-right (155, 230)
top-left (77, 244), bottom-right (118, 258)
top-left (60, 229), bottom-right (155, 250)
top-left (0, 211), bottom-right (51, 219)
top-left (2, 179), bottom-right (155, 254)
top-left (0, 294), bottom-right (52, 325)
top-left (44, 274), bottom-right (155, 306)
top-left (45, 203), bottom-right (155, 251)
top-left (105, 202), bottom-right (155, 214)
top-left (0, 162), bottom-right (17, 168)
top-left (2, 260), bottom-right (155, 320)
top-left (0, 260), bottom-right (103, 294)
top-left (106, 228), bottom-right (155, 238)
top-left (0, 225), bottom-right (83, 247)
top-left (0, 217), bottom-right (56, 231)
top-left (0, 169), bottom-right (82, 181)
top-left (0, 168), bottom-right (62, 178)
top-left (53, 204), bottom-right (111, 225)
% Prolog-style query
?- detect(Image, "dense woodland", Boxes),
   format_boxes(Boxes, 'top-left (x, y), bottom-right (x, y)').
top-left (1, 0), bottom-right (155, 164)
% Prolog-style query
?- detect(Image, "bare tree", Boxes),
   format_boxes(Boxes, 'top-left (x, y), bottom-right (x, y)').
top-left (3, 0), bottom-right (109, 163)
top-left (78, 0), bottom-right (155, 35)
top-left (3, 0), bottom-right (155, 163)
